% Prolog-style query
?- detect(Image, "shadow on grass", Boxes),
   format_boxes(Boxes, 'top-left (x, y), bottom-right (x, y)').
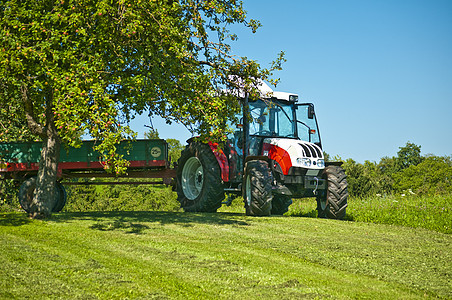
top-left (46, 210), bottom-right (250, 233)
top-left (1, 209), bottom-right (353, 231)
top-left (287, 209), bottom-right (318, 218)
top-left (0, 212), bottom-right (32, 226)
top-left (287, 209), bottom-right (355, 222)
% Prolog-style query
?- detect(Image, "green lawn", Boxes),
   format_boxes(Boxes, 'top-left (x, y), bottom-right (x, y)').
top-left (1, 211), bottom-right (450, 299)
top-left (285, 194), bottom-right (452, 234)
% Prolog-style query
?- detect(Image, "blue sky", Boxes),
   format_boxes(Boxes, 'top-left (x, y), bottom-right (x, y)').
top-left (131, 0), bottom-right (452, 163)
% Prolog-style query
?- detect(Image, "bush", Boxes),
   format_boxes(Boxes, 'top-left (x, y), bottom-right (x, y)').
top-left (342, 159), bottom-right (379, 198)
top-left (63, 180), bottom-right (181, 212)
top-left (393, 156), bottom-right (452, 195)
top-left (341, 142), bottom-right (451, 198)
top-left (0, 179), bottom-right (20, 212)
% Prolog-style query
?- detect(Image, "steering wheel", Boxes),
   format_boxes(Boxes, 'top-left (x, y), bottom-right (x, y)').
top-left (253, 130), bottom-right (273, 136)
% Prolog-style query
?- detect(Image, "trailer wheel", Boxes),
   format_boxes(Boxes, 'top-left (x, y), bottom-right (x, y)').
top-left (53, 182), bottom-right (67, 212)
top-left (316, 165), bottom-right (348, 220)
top-left (18, 177), bottom-right (65, 213)
top-left (271, 195), bottom-right (292, 215)
top-left (176, 143), bottom-right (224, 212)
top-left (243, 160), bottom-right (272, 216)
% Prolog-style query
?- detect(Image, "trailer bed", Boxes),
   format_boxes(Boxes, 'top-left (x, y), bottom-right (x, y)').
top-left (0, 139), bottom-right (174, 181)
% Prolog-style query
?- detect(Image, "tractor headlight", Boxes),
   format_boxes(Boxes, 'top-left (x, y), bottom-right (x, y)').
top-left (317, 159), bottom-right (325, 168)
top-left (297, 158), bottom-right (311, 167)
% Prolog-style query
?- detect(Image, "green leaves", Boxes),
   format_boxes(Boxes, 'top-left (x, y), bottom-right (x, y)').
top-left (342, 142), bottom-right (451, 197)
top-left (393, 156), bottom-right (452, 195)
top-left (0, 0), bottom-right (284, 173)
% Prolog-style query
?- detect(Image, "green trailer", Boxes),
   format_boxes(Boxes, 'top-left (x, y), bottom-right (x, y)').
top-left (0, 139), bottom-right (176, 213)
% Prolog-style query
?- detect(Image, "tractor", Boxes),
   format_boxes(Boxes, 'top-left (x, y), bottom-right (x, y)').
top-left (175, 83), bottom-right (348, 218)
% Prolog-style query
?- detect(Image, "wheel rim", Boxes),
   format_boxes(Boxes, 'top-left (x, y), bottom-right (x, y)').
top-left (319, 195), bottom-right (327, 210)
top-left (181, 157), bottom-right (203, 200)
top-left (245, 174), bottom-right (251, 206)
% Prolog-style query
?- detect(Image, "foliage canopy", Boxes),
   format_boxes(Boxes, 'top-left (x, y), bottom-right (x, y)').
top-left (0, 0), bottom-right (283, 171)
top-left (341, 142), bottom-right (452, 197)
top-left (0, 0), bottom-right (284, 218)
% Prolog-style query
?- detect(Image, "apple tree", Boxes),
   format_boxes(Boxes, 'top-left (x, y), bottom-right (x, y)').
top-left (0, 0), bottom-right (284, 218)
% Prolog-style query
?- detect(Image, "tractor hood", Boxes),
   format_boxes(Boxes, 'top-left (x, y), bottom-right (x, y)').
top-left (262, 138), bottom-right (325, 176)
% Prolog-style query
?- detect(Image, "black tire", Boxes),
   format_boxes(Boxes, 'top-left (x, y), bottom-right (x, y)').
top-left (18, 177), bottom-right (36, 213)
top-left (18, 177), bottom-right (64, 213)
top-left (176, 142), bottom-right (225, 212)
top-left (243, 160), bottom-right (272, 216)
top-left (53, 182), bottom-right (67, 212)
top-left (271, 195), bottom-right (292, 215)
top-left (316, 165), bottom-right (348, 220)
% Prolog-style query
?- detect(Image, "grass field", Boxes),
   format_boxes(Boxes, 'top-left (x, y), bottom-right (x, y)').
top-left (1, 207), bottom-right (451, 299)
top-left (284, 194), bottom-right (452, 234)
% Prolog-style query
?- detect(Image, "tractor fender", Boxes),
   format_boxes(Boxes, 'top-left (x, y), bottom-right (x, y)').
top-left (262, 142), bottom-right (292, 175)
top-left (208, 142), bottom-right (229, 182)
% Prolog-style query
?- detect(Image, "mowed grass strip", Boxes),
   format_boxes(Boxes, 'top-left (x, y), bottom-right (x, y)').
top-left (0, 211), bottom-right (450, 299)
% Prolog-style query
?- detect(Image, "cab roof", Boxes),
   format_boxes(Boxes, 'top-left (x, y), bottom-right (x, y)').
top-left (258, 81), bottom-right (299, 102)
top-left (225, 76), bottom-right (299, 102)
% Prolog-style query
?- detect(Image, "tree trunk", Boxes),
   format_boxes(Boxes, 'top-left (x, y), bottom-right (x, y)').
top-left (28, 126), bottom-right (61, 219)
top-left (21, 84), bottom-right (62, 219)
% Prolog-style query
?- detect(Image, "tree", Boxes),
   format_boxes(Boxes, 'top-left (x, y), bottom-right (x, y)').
top-left (376, 156), bottom-right (399, 194)
top-left (0, 0), bottom-right (284, 218)
top-left (167, 138), bottom-right (184, 167)
top-left (144, 128), bottom-right (160, 140)
top-left (342, 159), bottom-right (381, 198)
top-left (393, 155), bottom-right (452, 195)
top-left (397, 142), bottom-right (423, 169)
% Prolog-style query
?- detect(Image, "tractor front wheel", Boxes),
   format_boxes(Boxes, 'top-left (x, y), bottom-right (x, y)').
top-left (243, 160), bottom-right (273, 216)
top-left (271, 194), bottom-right (292, 215)
top-left (316, 165), bottom-right (348, 219)
top-left (176, 143), bottom-right (224, 212)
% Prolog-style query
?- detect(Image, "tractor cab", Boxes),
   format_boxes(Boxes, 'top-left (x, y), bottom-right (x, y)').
top-left (227, 86), bottom-right (324, 185)
top-left (246, 99), bottom-right (322, 148)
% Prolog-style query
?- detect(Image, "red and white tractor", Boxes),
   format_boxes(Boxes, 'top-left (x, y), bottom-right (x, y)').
top-left (175, 83), bottom-right (348, 218)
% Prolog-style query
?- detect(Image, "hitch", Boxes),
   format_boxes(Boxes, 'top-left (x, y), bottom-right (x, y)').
top-left (313, 176), bottom-right (319, 195)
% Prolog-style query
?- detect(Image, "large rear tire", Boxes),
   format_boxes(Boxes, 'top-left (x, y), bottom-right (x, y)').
top-left (18, 177), bottom-right (66, 213)
top-left (176, 143), bottom-right (224, 212)
top-left (316, 165), bottom-right (348, 219)
top-left (243, 160), bottom-right (272, 216)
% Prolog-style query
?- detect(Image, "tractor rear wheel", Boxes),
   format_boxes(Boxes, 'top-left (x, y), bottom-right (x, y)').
top-left (316, 165), bottom-right (348, 219)
top-left (243, 160), bottom-right (272, 216)
top-left (176, 142), bottom-right (224, 212)
top-left (18, 177), bottom-right (66, 213)
top-left (271, 195), bottom-right (292, 215)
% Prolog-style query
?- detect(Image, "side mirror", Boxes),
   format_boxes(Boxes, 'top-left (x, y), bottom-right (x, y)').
top-left (308, 104), bottom-right (315, 119)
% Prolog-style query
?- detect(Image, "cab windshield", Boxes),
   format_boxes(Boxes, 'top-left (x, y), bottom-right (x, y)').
top-left (248, 100), bottom-right (321, 145)
top-left (248, 100), bottom-right (296, 138)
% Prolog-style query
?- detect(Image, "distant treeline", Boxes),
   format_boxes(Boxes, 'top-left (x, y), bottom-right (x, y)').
top-left (336, 142), bottom-right (452, 198)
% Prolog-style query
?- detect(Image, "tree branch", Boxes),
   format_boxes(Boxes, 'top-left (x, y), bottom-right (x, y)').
top-left (198, 60), bottom-right (219, 68)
